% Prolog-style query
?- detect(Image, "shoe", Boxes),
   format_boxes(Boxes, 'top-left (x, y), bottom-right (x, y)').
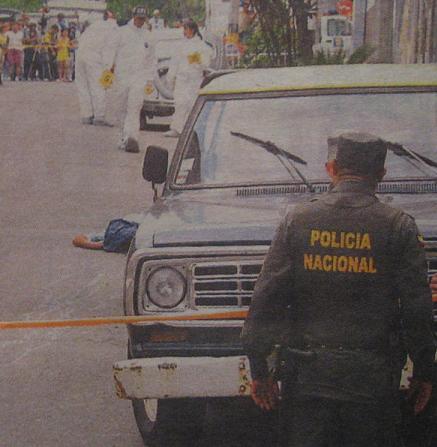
top-left (164, 129), bottom-right (180, 138)
top-left (125, 138), bottom-right (140, 153)
top-left (93, 119), bottom-right (113, 127)
top-left (72, 234), bottom-right (104, 250)
top-left (81, 116), bottom-right (93, 125)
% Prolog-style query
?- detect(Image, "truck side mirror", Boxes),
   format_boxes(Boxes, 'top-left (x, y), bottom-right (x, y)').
top-left (143, 146), bottom-right (168, 184)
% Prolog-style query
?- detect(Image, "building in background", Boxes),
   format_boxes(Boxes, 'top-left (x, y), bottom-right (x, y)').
top-left (353, 0), bottom-right (437, 63)
top-left (317, 0), bottom-right (436, 63)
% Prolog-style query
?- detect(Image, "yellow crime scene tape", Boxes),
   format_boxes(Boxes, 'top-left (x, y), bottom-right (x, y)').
top-left (21, 44), bottom-right (76, 49)
top-left (0, 310), bottom-right (249, 330)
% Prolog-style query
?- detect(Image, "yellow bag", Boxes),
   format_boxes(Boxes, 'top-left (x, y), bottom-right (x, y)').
top-left (99, 70), bottom-right (115, 89)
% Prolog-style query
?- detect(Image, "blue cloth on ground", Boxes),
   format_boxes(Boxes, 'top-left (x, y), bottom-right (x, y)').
top-left (103, 219), bottom-right (139, 253)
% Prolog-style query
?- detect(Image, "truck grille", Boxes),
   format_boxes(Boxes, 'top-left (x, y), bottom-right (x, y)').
top-left (190, 247), bottom-right (437, 314)
top-left (192, 261), bottom-right (262, 308)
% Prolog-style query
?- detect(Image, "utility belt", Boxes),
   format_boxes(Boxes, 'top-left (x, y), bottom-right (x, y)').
top-left (296, 342), bottom-right (388, 353)
top-left (273, 343), bottom-right (392, 382)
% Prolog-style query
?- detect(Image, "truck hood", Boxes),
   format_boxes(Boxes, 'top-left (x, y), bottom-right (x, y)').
top-left (134, 189), bottom-right (437, 249)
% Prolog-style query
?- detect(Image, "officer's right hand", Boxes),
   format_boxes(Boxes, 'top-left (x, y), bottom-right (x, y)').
top-left (250, 377), bottom-right (280, 411)
top-left (407, 379), bottom-right (433, 415)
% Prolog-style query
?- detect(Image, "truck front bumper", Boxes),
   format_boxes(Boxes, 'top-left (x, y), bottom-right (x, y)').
top-left (113, 355), bottom-right (252, 400)
top-left (113, 353), bottom-right (419, 401)
top-left (142, 101), bottom-right (175, 117)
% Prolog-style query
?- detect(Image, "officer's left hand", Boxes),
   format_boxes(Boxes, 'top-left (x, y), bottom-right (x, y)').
top-left (407, 379), bottom-right (433, 415)
top-left (250, 377), bottom-right (280, 411)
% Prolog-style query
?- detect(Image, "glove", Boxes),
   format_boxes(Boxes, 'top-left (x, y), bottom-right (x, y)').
top-left (250, 376), bottom-right (280, 411)
top-left (407, 378), bottom-right (433, 415)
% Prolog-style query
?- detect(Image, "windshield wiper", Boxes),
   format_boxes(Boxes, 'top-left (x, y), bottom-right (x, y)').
top-left (387, 141), bottom-right (437, 176)
top-left (230, 131), bottom-right (314, 192)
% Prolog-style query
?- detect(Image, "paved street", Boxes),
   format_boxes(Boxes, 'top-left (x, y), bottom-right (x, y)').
top-left (0, 81), bottom-right (165, 447)
top-left (0, 82), bottom-right (274, 447)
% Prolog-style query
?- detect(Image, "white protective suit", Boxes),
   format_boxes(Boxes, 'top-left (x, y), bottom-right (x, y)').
top-left (109, 20), bottom-right (155, 146)
top-left (75, 19), bottom-right (119, 121)
top-left (171, 35), bottom-right (213, 134)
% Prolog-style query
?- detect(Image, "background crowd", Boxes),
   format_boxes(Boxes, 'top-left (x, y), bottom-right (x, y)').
top-left (0, 7), bottom-right (182, 85)
top-left (0, 12), bottom-right (83, 84)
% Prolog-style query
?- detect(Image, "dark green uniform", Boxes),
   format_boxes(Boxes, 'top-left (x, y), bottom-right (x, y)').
top-left (242, 136), bottom-right (435, 446)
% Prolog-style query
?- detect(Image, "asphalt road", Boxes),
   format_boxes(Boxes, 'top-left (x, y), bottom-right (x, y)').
top-left (0, 81), bottom-right (166, 447)
top-left (0, 81), bottom-right (274, 447)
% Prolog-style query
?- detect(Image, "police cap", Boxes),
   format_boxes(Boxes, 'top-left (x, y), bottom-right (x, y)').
top-left (328, 132), bottom-right (387, 175)
top-left (133, 6), bottom-right (147, 18)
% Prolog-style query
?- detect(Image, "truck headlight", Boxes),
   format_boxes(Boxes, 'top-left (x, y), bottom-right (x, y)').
top-left (146, 267), bottom-right (186, 308)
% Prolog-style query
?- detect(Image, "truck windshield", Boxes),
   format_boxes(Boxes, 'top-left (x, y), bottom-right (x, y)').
top-left (174, 92), bottom-right (437, 187)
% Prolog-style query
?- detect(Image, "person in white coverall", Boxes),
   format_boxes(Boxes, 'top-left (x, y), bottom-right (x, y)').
top-left (165, 19), bottom-right (213, 138)
top-left (110, 6), bottom-right (155, 153)
top-left (75, 11), bottom-right (119, 125)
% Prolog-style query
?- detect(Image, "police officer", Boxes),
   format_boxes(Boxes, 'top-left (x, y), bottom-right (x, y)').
top-left (241, 132), bottom-right (435, 446)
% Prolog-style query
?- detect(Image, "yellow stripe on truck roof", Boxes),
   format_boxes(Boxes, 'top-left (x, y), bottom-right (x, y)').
top-left (200, 64), bottom-right (437, 96)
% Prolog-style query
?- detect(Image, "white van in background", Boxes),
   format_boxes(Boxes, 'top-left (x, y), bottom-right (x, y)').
top-left (313, 14), bottom-right (353, 58)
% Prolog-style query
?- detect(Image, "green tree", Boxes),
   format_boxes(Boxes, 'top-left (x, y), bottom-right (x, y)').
top-left (0, 0), bottom-right (43, 12)
top-left (107, 0), bottom-right (204, 23)
top-left (248, 0), bottom-right (316, 66)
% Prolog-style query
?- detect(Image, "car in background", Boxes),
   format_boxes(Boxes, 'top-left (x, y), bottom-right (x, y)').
top-left (116, 64), bottom-right (437, 446)
top-left (140, 28), bottom-right (181, 129)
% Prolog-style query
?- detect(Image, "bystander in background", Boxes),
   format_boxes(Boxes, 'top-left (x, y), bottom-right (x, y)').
top-left (5, 22), bottom-right (24, 81)
top-left (0, 25), bottom-right (7, 84)
top-left (57, 28), bottom-right (71, 81)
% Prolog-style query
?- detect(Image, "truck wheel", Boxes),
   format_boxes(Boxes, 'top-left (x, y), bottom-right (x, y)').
top-left (132, 397), bottom-right (206, 446)
top-left (127, 343), bottom-right (206, 446)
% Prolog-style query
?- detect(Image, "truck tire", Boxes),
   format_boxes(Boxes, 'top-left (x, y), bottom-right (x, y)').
top-left (132, 397), bottom-right (206, 446)
top-left (127, 343), bottom-right (206, 446)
